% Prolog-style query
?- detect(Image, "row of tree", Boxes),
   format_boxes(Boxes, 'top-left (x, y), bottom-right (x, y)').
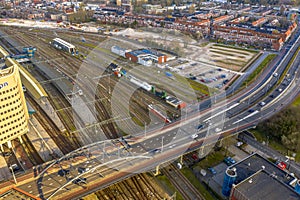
top-left (257, 104), bottom-right (300, 152)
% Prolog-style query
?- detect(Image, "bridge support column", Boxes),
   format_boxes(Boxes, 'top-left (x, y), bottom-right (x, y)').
top-left (199, 146), bottom-right (204, 157)
top-left (7, 141), bottom-right (12, 149)
top-left (154, 165), bottom-right (160, 176)
top-left (18, 136), bottom-right (23, 144)
top-left (180, 155), bottom-right (183, 165)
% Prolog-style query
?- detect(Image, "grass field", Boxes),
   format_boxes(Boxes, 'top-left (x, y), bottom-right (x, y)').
top-left (242, 54), bottom-right (276, 86)
top-left (208, 44), bottom-right (257, 72)
top-left (181, 168), bottom-right (219, 200)
top-left (156, 174), bottom-right (184, 200)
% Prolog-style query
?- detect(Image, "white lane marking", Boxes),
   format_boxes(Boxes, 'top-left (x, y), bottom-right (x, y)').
top-left (203, 103), bottom-right (240, 122)
top-left (233, 110), bottom-right (259, 125)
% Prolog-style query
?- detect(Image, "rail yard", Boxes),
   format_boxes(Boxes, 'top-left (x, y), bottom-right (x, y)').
top-left (0, 21), bottom-right (293, 199)
top-left (0, 26), bottom-right (211, 198)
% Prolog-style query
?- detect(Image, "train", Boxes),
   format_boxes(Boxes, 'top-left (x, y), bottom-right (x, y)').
top-left (110, 63), bottom-right (186, 110)
top-left (50, 38), bottom-right (78, 56)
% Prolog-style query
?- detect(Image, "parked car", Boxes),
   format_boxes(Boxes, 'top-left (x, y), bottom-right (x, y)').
top-left (208, 167), bottom-right (217, 175)
top-left (224, 157), bottom-right (236, 166)
top-left (192, 154), bottom-right (198, 161)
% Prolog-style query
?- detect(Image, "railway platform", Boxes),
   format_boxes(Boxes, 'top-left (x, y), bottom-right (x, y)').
top-left (38, 98), bottom-right (66, 132)
top-left (0, 154), bottom-right (11, 181)
top-left (28, 116), bottom-right (63, 162)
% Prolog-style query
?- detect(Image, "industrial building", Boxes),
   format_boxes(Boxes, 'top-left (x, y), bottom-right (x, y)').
top-left (0, 46), bottom-right (29, 150)
top-left (221, 153), bottom-right (300, 200)
top-left (125, 49), bottom-right (167, 66)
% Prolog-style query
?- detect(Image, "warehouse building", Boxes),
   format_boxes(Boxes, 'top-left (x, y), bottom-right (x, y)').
top-left (125, 49), bottom-right (167, 66)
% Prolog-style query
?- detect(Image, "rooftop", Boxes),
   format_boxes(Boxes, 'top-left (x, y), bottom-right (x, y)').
top-left (232, 170), bottom-right (300, 200)
top-left (229, 153), bottom-right (295, 186)
top-left (129, 49), bottom-right (165, 57)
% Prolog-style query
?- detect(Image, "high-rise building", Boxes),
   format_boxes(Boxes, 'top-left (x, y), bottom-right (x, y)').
top-left (0, 46), bottom-right (29, 149)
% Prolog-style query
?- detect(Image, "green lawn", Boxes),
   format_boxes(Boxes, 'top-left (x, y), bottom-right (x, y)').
top-left (242, 54), bottom-right (276, 86)
top-left (292, 94), bottom-right (300, 107)
top-left (194, 150), bottom-right (226, 169)
top-left (213, 44), bottom-right (258, 54)
top-left (181, 168), bottom-right (220, 200)
top-left (156, 174), bottom-right (184, 200)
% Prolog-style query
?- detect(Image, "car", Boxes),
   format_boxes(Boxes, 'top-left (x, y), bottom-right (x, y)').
top-left (197, 124), bottom-right (205, 130)
top-left (215, 128), bottom-right (222, 132)
top-left (224, 157), bottom-right (236, 166)
top-left (191, 134), bottom-right (198, 139)
top-left (208, 167), bottom-right (217, 175)
top-left (259, 102), bottom-right (266, 107)
top-left (236, 142), bottom-right (243, 147)
top-left (278, 88), bottom-right (282, 93)
top-left (150, 148), bottom-right (161, 154)
top-left (3, 152), bottom-right (12, 157)
top-left (192, 154), bottom-right (199, 161)
top-left (10, 164), bottom-right (20, 172)
top-left (248, 109), bottom-right (255, 113)
top-left (270, 94), bottom-right (275, 98)
top-left (78, 167), bottom-right (88, 174)
top-left (72, 177), bottom-right (87, 184)
top-left (273, 73), bottom-right (278, 77)
top-left (58, 169), bottom-right (70, 176)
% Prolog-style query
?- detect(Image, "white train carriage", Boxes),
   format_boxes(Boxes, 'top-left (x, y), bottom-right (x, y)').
top-left (51, 38), bottom-right (78, 55)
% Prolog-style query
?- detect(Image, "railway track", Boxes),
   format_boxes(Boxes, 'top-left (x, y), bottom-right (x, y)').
top-left (7, 27), bottom-right (120, 139)
top-left (26, 94), bottom-right (76, 154)
top-left (20, 134), bottom-right (44, 166)
top-left (93, 173), bottom-right (166, 200)
top-left (162, 163), bottom-right (205, 200)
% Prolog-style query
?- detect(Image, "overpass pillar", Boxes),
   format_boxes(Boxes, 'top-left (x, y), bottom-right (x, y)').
top-left (154, 165), bottom-right (160, 176)
top-left (18, 136), bottom-right (23, 144)
top-left (179, 155), bottom-right (183, 165)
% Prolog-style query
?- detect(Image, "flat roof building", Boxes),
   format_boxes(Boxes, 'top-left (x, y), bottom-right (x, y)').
top-left (221, 153), bottom-right (300, 200)
top-left (231, 170), bottom-right (300, 200)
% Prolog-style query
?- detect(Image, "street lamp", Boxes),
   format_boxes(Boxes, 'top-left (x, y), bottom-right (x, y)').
top-left (161, 136), bottom-right (164, 152)
top-left (144, 121), bottom-right (147, 137)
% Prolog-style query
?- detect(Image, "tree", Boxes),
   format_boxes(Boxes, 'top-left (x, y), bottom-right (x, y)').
top-left (188, 5), bottom-right (195, 14)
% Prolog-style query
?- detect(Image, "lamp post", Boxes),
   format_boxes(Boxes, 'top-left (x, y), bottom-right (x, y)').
top-left (9, 165), bottom-right (17, 184)
top-left (161, 136), bottom-right (164, 152)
